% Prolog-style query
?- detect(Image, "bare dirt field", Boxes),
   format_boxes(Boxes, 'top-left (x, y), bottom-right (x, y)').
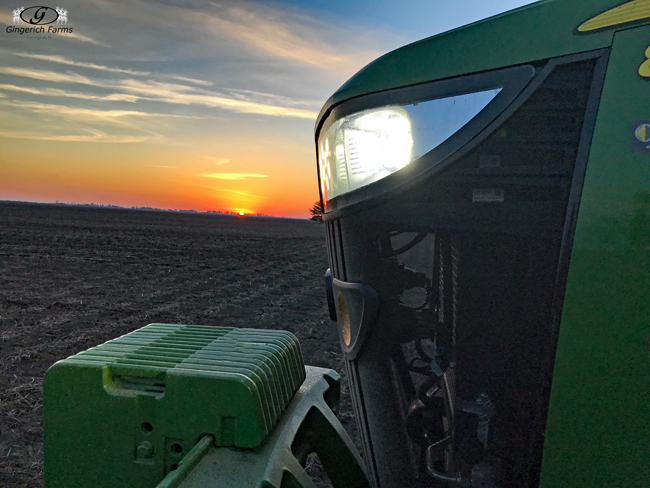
top-left (0, 201), bottom-right (353, 488)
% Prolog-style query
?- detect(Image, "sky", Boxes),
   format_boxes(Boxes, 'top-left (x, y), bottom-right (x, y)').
top-left (0, 0), bottom-right (537, 218)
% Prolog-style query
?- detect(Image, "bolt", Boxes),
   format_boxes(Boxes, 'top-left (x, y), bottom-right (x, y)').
top-left (137, 441), bottom-right (154, 459)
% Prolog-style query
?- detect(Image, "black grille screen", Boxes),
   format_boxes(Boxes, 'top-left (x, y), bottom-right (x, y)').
top-left (331, 57), bottom-right (600, 488)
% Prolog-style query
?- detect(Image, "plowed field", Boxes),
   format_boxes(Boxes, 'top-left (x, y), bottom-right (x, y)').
top-left (0, 202), bottom-right (353, 488)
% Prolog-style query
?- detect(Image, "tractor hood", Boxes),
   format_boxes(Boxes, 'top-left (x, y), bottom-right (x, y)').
top-left (317, 0), bottom-right (646, 128)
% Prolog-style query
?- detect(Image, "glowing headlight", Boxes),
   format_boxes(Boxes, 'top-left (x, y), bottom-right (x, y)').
top-left (319, 108), bottom-right (412, 202)
top-left (318, 88), bottom-right (502, 202)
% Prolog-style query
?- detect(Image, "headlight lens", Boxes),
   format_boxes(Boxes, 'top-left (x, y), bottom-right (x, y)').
top-left (318, 88), bottom-right (502, 202)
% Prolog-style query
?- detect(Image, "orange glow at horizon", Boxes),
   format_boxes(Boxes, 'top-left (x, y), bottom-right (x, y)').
top-left (0, 137), bottom-right (320, 218)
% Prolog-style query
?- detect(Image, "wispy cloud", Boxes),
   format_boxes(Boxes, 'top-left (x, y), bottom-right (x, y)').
top-left (57, 31), bottom-right (112, 48)
top-left (0, 83), bottom-right (138, 102)
top-left (1, 66), bottom-right (318, 119)
top-left (5, 100), bottom-right (199, 122)
top-left (118, 79), bottom-right (318, 119)
top-left (227, 88), bottom-right (318, 108)
top-left (219, 189), bottom-right (265, 199)
top-left (194, 3), bottom-right (383, 75)
top-left (166, 75), bottom-right (212, 87)
top-left (0, 67), bottom-right (93, 84)
top-left (203, 156), bottom-right (231, 166)
top-left (15, 53), bottom-right (151, 76)
top-left (15, 53), bottom-right (213, 86)
top-left (0, 129), bottom-right (157, 143)
top-left (147, 165), bottom-right (178, 168)
top-left (199, 173), bottom-right (268, 180)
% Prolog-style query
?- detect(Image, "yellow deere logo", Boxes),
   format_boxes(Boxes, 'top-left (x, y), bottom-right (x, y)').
top-left (640, 45), bottom-right (650, 78)
top-left (578, 0), bottom-right (650, 33)
top-left (635, 123), bottom-right (650, 142)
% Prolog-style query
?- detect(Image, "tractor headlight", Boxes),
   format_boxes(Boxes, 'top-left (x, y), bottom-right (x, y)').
top-left (319, 107), bottom-right (412, 203)
top-left (318, 88), bottom-right (502, 202)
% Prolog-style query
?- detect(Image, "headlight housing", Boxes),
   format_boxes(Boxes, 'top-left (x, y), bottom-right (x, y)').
top-left (318, 89), bottom-right (502, 203)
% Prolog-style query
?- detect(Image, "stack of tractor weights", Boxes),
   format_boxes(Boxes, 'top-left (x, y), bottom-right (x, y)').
top-left (43, 324), bottom-right (306, 488)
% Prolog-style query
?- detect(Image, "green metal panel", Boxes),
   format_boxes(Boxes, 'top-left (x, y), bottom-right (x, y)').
top-left (43, 324), bottom-right (306, 488)
top-left (540, 25), bottom-right (650, 487)
top-left (165, 367), bottom-right (369, 488)
top-left (320, 0), bottom-right (642, 119)
top-left (313, 1), bottom-right (650, 485)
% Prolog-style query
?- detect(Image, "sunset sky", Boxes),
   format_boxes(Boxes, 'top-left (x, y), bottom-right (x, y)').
top-left (0, 0), bottom-right (535, 218)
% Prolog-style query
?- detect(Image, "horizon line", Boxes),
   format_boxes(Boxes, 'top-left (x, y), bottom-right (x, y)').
top-left (0, 198), bottom-right (315, 220)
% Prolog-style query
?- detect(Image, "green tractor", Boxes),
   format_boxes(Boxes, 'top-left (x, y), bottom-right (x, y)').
top-left (43, 1), bottom-right (650, 487)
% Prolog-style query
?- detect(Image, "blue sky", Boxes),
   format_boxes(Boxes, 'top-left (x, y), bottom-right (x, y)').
top-left (0, 0), bottom-right (538, 216)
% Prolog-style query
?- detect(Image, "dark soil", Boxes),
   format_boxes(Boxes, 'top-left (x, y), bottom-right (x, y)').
top-left (0, 201), bottom-right (356, 488)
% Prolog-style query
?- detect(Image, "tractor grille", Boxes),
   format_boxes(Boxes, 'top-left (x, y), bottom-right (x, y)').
top-left (327, 53), bottom-right (605, 488)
